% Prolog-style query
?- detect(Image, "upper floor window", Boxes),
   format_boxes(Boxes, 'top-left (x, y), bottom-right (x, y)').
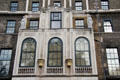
top-left (101, 0), bottom-right (109, 10)
top-left (0, 49), bottom-right (12, 76)
top-left (50, 12), bottom-right (62, 29)
top-left (29, 20), bottom-right (39, 29)
top-left (6, 20), bottom-right (16, 34)
top-left (53, 1), bottom-right (61, 7)
top-left (106, 48), bottom-right (120, 76)
top-left (103, 20), bottom-right (112, 32)
top-left (20, 38), bottom-right (36, 67)
top-left (10, 2), bottom-right (18, 11)
top-left (32, 2), bottom-right (39, 12)
top-left (75, 19), bottom-right (84, 28)
top-left (47, 37), bottom-right (63, 67)
top-left (75, 37), bottom-right (91, 67)
top-left (75, 1), bottom-right (82, 11)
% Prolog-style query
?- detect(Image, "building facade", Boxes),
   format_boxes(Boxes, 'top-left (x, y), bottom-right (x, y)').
top-left (0, 0), bottom-right (119, 80)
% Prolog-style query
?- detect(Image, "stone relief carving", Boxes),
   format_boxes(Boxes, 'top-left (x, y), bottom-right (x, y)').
top-left (20, 18), bottom-right (26, 29)
top-left (88, 16), bottom-right (93, 28)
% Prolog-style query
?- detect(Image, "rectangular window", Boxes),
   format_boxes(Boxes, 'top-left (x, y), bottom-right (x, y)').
top-left (10, 2), bottom-right (18, 11)
top-left (53, 1), bottom-right (61, 7)
top-left (32, 2), bottom-right (39, 12)
top-left (29, 20), bottom-right (39, 29)
top-left (75, 1), bottom-right (82, 11)
top-left (106, 48), bottom-right (120, 76)
top-left (75, 19), bottom-right (84, 28)
top-left (50, 12), bottom-right (62, 29)
top-left (104, 20), bottom-right (112, 32)
top-left (101, 0), bottom-right (109, 10)
top-left (0, 49), bottom-right (12, 76)
top-left (6, 20), bottom-right (16, 34)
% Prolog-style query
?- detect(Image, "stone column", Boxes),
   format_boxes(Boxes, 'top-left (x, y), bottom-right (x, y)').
top-left (25, 0), bottom-right (29, 12)
top-left (64, 0), bottom-right (66, 8)
top-left (86, 0), bottom-right (89, 10)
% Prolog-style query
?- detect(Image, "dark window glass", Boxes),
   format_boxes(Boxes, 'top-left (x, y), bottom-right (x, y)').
top-left (32, 2), bottom-right (39, 12)
top-left (75, 19), bottom-right (84, 28)
top-left (101, 0), bottom-right (109, 10)
top-left (48, 38), bottom-right (63, 67)
top-left (6, 21), bottom-right (16, 34)
top-left (75, 37), bottom-right (91, 67)
top-left (104, 20), bottom-right (112, 32)
top-left (50, 12), bottom-right (62, 29)
top-left (30, 20), bottom-right (39, 29)
top-left (106, 48), bottom-right (120, 76)
top-left (10, 2), bottom-right (18, 11)
top-left (0, 49), bottom-right (12, 76)
top-left (20, 38), bottom-right (36, 67)
top-left (53, 1), bottom-right (61, 7)
top-left (75, 1), bottom-right (82, 11)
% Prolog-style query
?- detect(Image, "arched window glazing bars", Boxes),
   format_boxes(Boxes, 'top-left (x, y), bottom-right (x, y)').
top-left (47, 37), bottom-right (63, 67)
top-left (19, 38), bottom-right (36, 67)
top-left (75, 37), bottom-right (91, 67)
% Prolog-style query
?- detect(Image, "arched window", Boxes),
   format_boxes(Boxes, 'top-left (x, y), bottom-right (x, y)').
top-left (75, 37), bottom-right (91, 67)
top-left (20, 38), bottom-right (36, 67)
top-left (48, 37), bottom-right (63, 67)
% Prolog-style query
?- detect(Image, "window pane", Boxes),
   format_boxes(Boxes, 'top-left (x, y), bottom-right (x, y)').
top-left (75, 37), bottom-right (91, 67)
top-left (54, 1), bottom-right (61, 7)
top-left (29, 20), bottom-right (39, 29)
top-left (20, 38), bottom-right (36, 67)
top-left (48, 38), bottom-right (63, 67)
top-left (75, 19), bottom-right (84, 28)
top-left (106, 48), bottom-right (120, 76)
top-left (11, 2), bottom-right (18, 11)
top-left (104, 21), bottom-right (112, 32)
top-left (51, 21), bottom-right (61, 28)
top-left (101, 1), bottom-right (109, 10)
top-left (6, 21), bottom-right (16, 34)
top-left (32, 2), bottom-right (39, 12)
top-left (51, 12), bottom-right (62, 29)
top-left (75, 1), bottom-right (82, 10)
top-left (0, 49), bottom-right (12, 76)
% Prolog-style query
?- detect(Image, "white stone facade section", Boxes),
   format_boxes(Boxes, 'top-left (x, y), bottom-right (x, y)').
top-left (12, 29), bottom-right (97, 75)
top-left (12, 77), bottom-right (98, 80)
top-left (12, 4), bottom-right (98, 80)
